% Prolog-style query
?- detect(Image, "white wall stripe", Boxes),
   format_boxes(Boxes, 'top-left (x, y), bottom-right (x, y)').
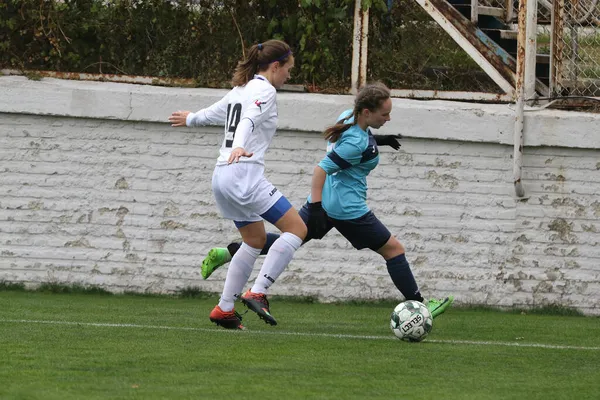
top-left (2, 319), bottom-right (599, 351)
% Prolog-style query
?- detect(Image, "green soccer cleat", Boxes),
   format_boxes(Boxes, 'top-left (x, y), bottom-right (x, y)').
top-left (201, 248), bottom-right (232, 279)
top-left (426, 296), bottom-right (454, 319)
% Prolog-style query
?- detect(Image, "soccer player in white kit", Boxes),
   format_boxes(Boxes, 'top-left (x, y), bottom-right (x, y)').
top-left (169, 40), bottom-right (307, 329)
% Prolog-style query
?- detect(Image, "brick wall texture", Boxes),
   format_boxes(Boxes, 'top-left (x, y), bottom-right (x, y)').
top-left (1, 110), bottom-right (599, 314)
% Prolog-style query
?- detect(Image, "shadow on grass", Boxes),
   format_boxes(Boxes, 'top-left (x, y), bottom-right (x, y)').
top-left (458, 303), bottom-right (585, 317)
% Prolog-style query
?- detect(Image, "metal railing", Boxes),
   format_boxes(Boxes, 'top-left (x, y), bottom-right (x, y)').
top-left (354, 0), bottom-right (600, 99)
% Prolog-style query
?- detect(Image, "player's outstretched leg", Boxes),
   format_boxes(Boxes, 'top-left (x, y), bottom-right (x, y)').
top-left (240, 289), bottom-right (277, 326)
top-left (426, 296), bottom-right (454, 319)
top-left (209, 305), bottom-right (245, 330)
top-left (201, 248), bottom-right (232, 279)
top-left (201, 233), bottom-right (282, 279)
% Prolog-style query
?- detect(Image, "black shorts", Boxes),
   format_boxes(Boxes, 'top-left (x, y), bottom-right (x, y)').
top-left (299, 203), bottom-right (391, 251)
top-left (331, 211), bottom-right (391, 251)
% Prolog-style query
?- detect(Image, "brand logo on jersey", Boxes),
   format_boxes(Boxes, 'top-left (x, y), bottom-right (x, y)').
top-left (269, 187), bottom-right (278, 197)
top-left (254, 99), bottom-right (267, 112)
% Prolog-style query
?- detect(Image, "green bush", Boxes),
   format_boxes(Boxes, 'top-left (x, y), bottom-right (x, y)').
top-left (0, 0), bottom-right (496, 91)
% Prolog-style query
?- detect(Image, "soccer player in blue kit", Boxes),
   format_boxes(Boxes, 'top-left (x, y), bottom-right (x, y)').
top-left (201, 82), bottom-right (453, 319)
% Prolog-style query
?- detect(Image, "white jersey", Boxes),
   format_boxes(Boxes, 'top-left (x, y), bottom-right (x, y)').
top-left (186, 75), bottom-right (278, 166)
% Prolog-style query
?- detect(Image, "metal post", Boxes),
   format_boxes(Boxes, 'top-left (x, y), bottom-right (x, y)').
top-left (471, 0), bottom-right (478, 23)
top-left (360, 7), bottom-right (369, 89)
top-left (505, 0), bottom-right (514, 23)
top-left (524, 0), bottom-right (538, 100)
top-left (351, 0), bottom-right (369, 94)
top-left (513, 0), bottom-right (527, 198)
top-left (550, 0), bottom-right (566, 96)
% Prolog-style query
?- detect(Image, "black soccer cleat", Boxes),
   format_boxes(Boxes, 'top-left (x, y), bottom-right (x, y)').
top-left (240, 290), bottom-right (277, 326)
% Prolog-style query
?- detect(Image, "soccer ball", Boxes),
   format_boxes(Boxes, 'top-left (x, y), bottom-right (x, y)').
top-left (390, 300), bottom-right (433, 342)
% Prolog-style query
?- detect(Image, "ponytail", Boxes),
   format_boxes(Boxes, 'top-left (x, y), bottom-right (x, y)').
top-left (231, 40), bottom-right (292, 87)
top-left (324, 82), bottom-right (391, 143)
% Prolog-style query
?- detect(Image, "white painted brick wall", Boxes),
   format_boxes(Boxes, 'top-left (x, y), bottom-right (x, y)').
top-left (1, 77), bottom-right (599, 315)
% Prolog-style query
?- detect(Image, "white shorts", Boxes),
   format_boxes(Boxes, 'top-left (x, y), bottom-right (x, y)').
top-left (211, 163), bottom-right (284, 222)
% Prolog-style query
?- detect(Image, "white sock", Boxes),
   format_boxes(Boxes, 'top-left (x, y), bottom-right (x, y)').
top-left (251, 232), bottom-right (303, 294)
top-left (218, 243), bottom-right (261, 311)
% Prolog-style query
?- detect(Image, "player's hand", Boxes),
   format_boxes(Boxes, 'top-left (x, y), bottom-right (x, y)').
top-left (374, 134), bottom-right (403, 150)
top-left (169, 110), bottom-right (191, 127)
top-left (228, 147), bottom-right (254, 164)
top-left (307, 201), bottom-right (328, 239)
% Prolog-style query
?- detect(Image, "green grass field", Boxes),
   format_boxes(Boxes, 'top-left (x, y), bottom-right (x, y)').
top-left (1, 290), bottom-right (599, 400)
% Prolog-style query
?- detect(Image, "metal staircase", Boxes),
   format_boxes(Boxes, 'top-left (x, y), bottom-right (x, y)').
top-left (413, 0), bottom-right (551, 97)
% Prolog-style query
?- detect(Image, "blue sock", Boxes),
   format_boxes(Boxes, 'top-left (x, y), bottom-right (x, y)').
top-left (227, 233), bottom-right (280, 257)
top-left (386, 254), bottom-right (424, 302)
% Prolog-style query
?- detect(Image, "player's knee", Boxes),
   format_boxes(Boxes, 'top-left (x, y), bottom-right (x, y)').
top-left (287, 219), bottom-right (307, 241)
top-left (296, 222), bottom-right (308, 241)
top-left (378, 236), bottom-right (405, 259)
top-left (393, 239), bottom-right (405, 254)
top-left (245, 234), bottom-right (267, 250)
top-left (277, 210), bottom-right (307, 240)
